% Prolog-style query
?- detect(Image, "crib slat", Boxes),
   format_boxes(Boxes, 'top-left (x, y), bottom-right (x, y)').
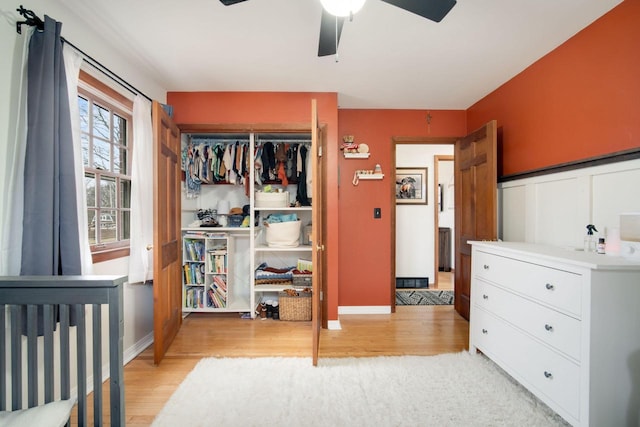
top-left (0, 304), bottom-right (5, 411)
top-left (76, 304), bottom-right (87, 427)
top-left (92, 304), bottom-right (103, 425)
top-left (109, 284), bottom-right (124, 426)
top-left (26, 305), bottom-right (38, 408)
top-left (59, 304), bottom-right (70, 402)
top-left (10, 305), bottom-right (22, 410)
top-left (43, 304), bottom-right (54, 403)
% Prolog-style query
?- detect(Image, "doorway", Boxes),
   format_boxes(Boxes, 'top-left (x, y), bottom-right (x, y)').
top-left (392, 137), bottom-right (456, 296)
top-left (434, 155), bottom-right (454, 290)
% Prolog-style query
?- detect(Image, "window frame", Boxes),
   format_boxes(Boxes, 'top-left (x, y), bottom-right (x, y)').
top-left (78, 70), bottom-right (134, 263)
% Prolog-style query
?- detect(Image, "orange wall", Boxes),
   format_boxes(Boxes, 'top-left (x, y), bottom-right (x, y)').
top-left (337, 110), bottom-right (466, 307)
top-left (166, 91), bottom-right (342, 319)
top-left (467, 0), bottom-right (640, 176)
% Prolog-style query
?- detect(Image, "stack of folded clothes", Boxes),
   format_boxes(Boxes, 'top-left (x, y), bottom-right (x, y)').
top-left (254, 262), bottom-right (295, 286)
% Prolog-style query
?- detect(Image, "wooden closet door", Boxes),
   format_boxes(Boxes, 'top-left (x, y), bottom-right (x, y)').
top-left (311, 99), bottom-right (325, 366)
top-left (454, 121), bottom-right (497, 321)
top-left (152, 101), bottom-right (182, 364)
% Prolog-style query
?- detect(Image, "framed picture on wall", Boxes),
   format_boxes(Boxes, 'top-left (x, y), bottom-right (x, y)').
top-left (395, 168), bottom-right (427, 204)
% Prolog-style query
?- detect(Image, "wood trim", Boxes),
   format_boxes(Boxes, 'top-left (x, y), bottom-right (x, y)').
top-left (91, 246), bottom-right (130, 264)
top-left (390, 139), bottom-right (396, 312)
top-left (178, 123), bottom-right (313, 133)
top-left (393, 136), bottom-right (459, 145)
top-left (500, 147), bottom-right (640, 182)
top-left (433, 155), bottom-right (454, 286)
top-left (79, 70), bottom-right (132, 109)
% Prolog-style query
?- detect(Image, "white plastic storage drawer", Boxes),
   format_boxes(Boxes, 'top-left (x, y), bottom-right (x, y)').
top-left (473, 250), bottom-right (582, 317)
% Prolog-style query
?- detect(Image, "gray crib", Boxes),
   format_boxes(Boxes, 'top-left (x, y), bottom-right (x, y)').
top-left (0, 275), bottom-right (126, 426)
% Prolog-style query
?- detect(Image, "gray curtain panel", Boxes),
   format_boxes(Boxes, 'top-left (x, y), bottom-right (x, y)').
top-left (21, 15), bottom-right (81, 277)
top-left (20, 15), bottom-right (81, 335)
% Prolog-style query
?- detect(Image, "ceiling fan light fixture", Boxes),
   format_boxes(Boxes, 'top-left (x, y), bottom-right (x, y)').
top-left (320, 0), bottom-right (367, 17)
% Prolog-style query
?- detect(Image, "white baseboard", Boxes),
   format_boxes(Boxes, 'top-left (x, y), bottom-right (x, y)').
top-left (327, 320), bottom-right (342, 330)
top-left (338, 306), bottom-right (391, 315)
top-left (124, 331), bottom-right (154, 365)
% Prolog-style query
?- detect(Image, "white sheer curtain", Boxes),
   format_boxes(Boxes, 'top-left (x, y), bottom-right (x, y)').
top-left (128, 96), bottom-right (154, 284)
top-left (63, 45), bottom-right (93, 274)
top-left (0, 27), bottom-right (31, 275)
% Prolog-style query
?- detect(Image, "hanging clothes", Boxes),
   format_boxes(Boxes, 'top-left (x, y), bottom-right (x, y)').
top-left (286, 144), bottom-right (298, 180)
top-left (296, 144), bottom-right (310, 206)
top-left (261, 141), bottom-right (275, 182)
top-left (275, 143), bottom-right (288, 186)
top-left (221, 143), bottom-right (231, 183)
top-left (254, 143), bottom-right (263, 186)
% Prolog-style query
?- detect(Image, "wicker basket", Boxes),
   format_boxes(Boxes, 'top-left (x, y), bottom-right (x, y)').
top-left (278, 291), bottom-right (312, 321)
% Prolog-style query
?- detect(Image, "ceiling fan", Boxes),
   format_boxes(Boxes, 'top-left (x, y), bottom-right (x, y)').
top-left (219, 0), bottom-right (457, 57)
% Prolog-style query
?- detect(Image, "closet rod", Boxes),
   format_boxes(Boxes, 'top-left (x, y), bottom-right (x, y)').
top-left (191, 139), bottom-right (250, 143)
top-left (257, 140), bottom-right (311, 144)
top-left (16, 5), bottom-right (152, 102)
top-left (191, 139), bottom-right (311, 144)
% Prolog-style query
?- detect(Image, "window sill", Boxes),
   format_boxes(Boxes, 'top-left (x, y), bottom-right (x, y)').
top-left (91, 246), bottom-right (130, 264)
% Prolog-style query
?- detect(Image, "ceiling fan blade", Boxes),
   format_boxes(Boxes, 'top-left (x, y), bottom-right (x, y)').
top-left (380, 0), bottom-right (456, 22)
top-left (219, 0), bottom-right (248, 5)
top-left (318, 9), bottom-right (345, 57)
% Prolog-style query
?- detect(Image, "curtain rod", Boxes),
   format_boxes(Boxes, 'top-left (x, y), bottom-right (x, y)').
top-left (16, 5), bottom-right (153, 102)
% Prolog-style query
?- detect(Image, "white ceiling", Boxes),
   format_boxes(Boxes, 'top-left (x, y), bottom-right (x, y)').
top-left (60, 0), bottom-right (621, 109)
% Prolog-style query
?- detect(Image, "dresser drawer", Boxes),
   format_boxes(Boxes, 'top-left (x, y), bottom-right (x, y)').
top-left (473, 280), bottom-right (581, 361)
top-left (472, 308), bottom-right (580, 420)
top-left (474, 250), bottom-right (582, 316)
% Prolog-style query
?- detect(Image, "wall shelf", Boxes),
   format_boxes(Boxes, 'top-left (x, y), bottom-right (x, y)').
top-left (344, 152), bottom-right (370, 159)
top-left (357, 173), bottom-right (384, 180)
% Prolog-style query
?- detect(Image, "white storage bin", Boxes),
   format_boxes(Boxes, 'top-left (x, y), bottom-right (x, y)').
top-left (255, 191), bottom-right (289, 208)
top-left (265, 220), bottom-right (301, 248)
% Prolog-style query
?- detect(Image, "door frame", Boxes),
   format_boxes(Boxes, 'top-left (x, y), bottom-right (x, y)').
top-left (176, 121), bottom-right (329, 348)
top-left (433, 155), bottom-right (454, 281)
top-left (391, 136), bottom-right (457, 309)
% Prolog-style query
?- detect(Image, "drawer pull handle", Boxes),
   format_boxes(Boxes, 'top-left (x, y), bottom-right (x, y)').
top-left (544, 371), bottom-right (553, 379)
top-left (483, 264), bottom-right (490, 270)
top-left (482, 329), bottom-right (488, 334)
top-left (482, 294), bottom-right (489, 300)
top-left (544, 324), bottom-right (554, 332)
top-left (545, 283), bottom-right (554, 290)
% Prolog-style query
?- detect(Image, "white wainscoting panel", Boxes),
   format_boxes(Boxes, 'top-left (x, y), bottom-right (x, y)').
top-left (499, 158), bottom-right (640, 249)
top-left (592, 167), bottom-right (640, 233)
top-left (500, 185), bottom-right (526, 242)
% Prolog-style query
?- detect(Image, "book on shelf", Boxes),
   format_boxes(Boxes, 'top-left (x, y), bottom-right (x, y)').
top-left (184, 231), bottom-right (227, 239)
top-left (207, 288), bottom-right (226, 308)
top-left (185, 287), bottom-right (194, 308)
top-left (184, 263), bottom-right (206, 285)
top-left (208, 251), bottom-right (227, 274)
top-left (184, 263), bottom-right (204, 285)
top-left (185, 240), bottom-right (205, 261)
top-left (212, 275), bottom-right (227, 292)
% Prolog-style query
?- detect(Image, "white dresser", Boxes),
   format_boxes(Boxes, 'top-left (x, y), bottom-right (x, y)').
top-left (469, 241), bottom-right (640, 427)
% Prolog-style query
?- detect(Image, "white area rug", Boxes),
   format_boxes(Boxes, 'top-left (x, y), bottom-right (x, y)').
top-left (152, 352), bottom-right (568, 427)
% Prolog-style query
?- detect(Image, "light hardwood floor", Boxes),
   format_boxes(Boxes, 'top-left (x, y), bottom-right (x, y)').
top-left (80, 299), bottom-right (468, 426)
top-left (436, 271), bottom-right (454, 290)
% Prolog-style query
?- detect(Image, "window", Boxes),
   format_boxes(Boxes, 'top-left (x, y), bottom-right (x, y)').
top-left (78, 71), bottom-right (133, 262)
